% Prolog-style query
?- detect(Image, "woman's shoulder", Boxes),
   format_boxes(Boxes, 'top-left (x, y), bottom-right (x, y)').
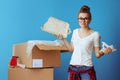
top-left (90, 28), bottom-right (100, 35)
top-left (73, 28), bottom-right (79, 30)
top-left (73, 28), bottom-right (79, 32)
top-left (94, 30), bottom-right (100, 34)
top-left (93, 30), bottom-right (101, 37)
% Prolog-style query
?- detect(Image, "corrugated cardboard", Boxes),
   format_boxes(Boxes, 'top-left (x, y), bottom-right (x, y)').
top-left (8, 67), bottom-right (54, 80)
top-left (13, 42), bottom-right (68, 68)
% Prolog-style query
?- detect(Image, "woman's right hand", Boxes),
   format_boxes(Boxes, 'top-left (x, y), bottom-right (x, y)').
top-left (54, 34), bottom-right (65, 40)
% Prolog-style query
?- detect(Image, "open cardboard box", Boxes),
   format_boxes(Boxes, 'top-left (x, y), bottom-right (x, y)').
top-left (8, 67), bottom-right (54, 80)
top-left (13, 42), bottom-right (68, 68)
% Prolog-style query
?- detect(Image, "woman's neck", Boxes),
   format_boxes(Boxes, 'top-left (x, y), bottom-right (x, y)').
top-left (80, 27), bottom-right (91, 32)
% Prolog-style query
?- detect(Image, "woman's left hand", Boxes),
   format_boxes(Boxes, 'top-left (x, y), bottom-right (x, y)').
top-left (102, 47), bottom-right (112, 54)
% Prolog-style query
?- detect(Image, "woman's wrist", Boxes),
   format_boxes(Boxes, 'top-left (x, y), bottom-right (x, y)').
top-left (99, 50), bottom-right (104, 56)
top-left (61, 38), bottom-right (66, 40)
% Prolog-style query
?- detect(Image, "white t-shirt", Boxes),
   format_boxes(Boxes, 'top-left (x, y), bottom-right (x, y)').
top-left (70, 29), bottom-right (100, 66)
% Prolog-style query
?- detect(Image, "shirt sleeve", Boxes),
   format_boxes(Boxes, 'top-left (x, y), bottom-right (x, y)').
top-left (93, 32), bottom-right (101, 47)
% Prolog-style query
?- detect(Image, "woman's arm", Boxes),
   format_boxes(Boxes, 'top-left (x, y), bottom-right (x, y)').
top-left (62, 38), bottom-right (74, 52)
top-left (94, 46), bottom-right (104, 58)
top-left (93, 32), bottom-right (112, 58)
top-left (55, 34), bottom-right (74, 52)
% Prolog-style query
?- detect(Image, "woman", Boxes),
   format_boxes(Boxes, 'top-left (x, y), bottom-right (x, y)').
top-left (56, 5), bottom-right (112, 80)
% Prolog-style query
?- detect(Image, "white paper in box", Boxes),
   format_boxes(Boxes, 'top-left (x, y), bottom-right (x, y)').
top-left (26, 40), bottom-right (65, 57)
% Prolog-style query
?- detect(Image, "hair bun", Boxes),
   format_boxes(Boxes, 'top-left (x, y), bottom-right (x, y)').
top-left (80, 5), bottom-right (90, 13)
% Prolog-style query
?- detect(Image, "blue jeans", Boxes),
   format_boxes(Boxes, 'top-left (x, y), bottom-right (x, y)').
top-left (68, 65), bottom-right (94, 80)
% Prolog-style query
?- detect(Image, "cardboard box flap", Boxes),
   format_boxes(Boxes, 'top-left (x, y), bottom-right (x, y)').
top-left (14, 40), bottom-right (68, 58)
top-left (36, 44), bottom-right (68, 51)
top-left (27, 40), bottom-right (68, 51)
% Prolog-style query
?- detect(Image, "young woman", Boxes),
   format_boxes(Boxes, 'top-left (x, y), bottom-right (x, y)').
top-left (56, 5), bottom-right (112, 80)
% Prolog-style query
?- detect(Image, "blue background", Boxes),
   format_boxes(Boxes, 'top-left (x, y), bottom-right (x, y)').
top-left (0, 0), bottom-right (120, 80)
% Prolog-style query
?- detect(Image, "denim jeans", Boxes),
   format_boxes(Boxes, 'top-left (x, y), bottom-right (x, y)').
top-left (68, 65), bottom-right (94, 80)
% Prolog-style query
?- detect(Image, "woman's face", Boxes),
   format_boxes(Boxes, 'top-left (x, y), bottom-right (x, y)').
top-left (78, 13), bottom-right (91, 28)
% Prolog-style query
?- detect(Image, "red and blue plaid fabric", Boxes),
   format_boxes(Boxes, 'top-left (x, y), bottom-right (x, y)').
top-left (68, 65), bottom-right (96, 80)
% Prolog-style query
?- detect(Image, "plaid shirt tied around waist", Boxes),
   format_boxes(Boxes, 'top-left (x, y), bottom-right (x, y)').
top-left (68, 65), bottom-right (96, 80)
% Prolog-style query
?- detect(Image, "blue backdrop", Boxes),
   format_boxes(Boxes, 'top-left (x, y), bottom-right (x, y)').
top-left (0, 0), bottom-right (120, 80)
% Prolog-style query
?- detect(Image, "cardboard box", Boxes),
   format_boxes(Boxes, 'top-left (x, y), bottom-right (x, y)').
top-left (13, 42), bottom-right (68, 68)
top-left (8, 67), bottom-right (54, 80)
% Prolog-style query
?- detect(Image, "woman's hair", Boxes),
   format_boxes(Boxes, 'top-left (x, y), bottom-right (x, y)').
top-left (78, 5), bottom-right (91, 19)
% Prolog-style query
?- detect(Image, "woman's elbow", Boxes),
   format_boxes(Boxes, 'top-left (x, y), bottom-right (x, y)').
top-left (68, 48), bottom-right (74, 53)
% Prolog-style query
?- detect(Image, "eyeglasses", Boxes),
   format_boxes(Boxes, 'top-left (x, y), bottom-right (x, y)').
top-left (78, 17), bottom-right (90, 21)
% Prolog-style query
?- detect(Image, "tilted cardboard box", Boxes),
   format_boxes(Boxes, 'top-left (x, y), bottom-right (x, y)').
top-left (13, 42), bottom-right (68, 68)
top-left (8, 67), bottom-right (54, 80)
